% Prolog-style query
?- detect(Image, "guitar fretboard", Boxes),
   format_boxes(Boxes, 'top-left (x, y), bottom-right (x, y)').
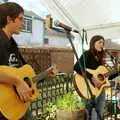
top-left (104, 69), bottom-right (120, 78)
top-left (32, 71), bottom-right (50, 84)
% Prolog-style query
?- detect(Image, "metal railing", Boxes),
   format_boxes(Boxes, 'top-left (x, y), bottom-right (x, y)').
top-left (31, 73), bottom-right (74, 118)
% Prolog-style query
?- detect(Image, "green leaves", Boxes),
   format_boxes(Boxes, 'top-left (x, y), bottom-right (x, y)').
top-left (44, 102), bottom-right (57, 120)
top-left (56, 92), bottom-right (85, 111)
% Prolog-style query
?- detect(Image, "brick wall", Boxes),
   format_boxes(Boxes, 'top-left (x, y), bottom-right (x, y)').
top-left (19, 47), bottom-right (74, 73)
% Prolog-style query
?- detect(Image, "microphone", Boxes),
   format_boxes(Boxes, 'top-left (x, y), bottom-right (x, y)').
top-left (54, 20), bottom-right (79, 33)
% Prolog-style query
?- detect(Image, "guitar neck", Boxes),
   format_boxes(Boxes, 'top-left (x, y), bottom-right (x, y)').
top-left (105, 69), bottom-right (120, 79)
top-left (32, 71), bottom-right (50, 84)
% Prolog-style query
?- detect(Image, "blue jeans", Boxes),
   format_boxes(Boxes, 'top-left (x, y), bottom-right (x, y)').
top-left (85, 92), bottom-right (105, 120)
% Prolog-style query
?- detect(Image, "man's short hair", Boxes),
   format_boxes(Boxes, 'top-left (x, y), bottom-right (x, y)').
top-left (0, 2), bottom-right (24, 28)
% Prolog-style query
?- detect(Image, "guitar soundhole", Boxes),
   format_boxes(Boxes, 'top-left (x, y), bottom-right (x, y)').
top-left (98, 74), bottom-right (104, 81)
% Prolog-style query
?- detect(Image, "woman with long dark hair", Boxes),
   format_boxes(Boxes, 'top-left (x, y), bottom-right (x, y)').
top-left (74, 35), bottom-right (105, 120)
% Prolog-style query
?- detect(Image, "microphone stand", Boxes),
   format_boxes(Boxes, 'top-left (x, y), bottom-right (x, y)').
top-left (66, 30), bottom-right (103, 120)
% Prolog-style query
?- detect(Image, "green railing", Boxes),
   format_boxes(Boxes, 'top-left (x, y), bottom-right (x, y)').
top-left (31, 73), bottom-right (74, 118)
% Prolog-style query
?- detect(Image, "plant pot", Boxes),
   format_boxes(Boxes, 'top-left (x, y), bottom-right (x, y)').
top-left (56, 109), bottom-right (86, 120)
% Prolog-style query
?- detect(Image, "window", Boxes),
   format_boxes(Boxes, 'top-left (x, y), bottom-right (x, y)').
top-left (22, 17), bottom-right (32, 33)
top-left (44, 38), bottom-right (49, 44)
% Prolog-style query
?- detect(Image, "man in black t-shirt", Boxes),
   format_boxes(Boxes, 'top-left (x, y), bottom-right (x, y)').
top-left (0, 2), bottom-right (33, 120)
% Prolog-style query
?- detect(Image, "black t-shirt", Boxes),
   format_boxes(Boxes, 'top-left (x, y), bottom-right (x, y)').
top-left (74, 50), bottom-right (102, 80)
top-left (0, 29), bottom-right (26, 67)
top-left (0, 29), bottom-right (26, 120)
top-left (74, 50), bottom-right (119, 80)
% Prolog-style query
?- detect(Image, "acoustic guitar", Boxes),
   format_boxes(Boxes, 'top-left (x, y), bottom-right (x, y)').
top-left (0, 64), bottom-right (57, 120)
top-left (74, 65), bottom-right (119, 99)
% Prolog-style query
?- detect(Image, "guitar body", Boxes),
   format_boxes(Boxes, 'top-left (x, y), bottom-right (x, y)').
top-left (0, 64), bottom-right (39, 120)
top-left (74, 66), bottom-right (110, 99)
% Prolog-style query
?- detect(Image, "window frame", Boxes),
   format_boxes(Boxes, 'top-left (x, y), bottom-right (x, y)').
top-left (22, 16), bottom-right (32, 33)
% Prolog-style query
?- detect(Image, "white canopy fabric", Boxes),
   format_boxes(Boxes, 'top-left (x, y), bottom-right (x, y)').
top-left (35, 0), bottom-right (120, 29)
top-left (9, 0), bottom-right (120, 29)
top-left (37, 0), bottom-right (120, 50)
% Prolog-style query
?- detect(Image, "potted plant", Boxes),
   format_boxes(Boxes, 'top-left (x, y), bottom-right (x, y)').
top-left (56, 92), bottom-right (86, 120)
top-left (41, 92), bottom-right (86, 120)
